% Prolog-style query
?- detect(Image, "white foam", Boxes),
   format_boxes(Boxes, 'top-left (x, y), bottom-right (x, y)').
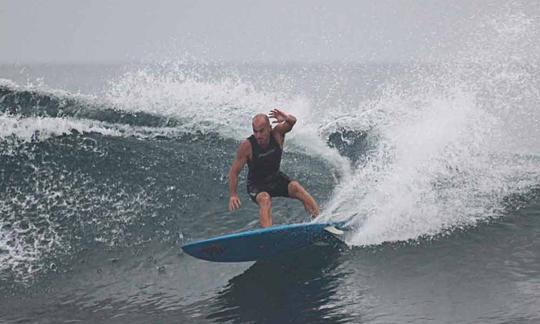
top-left (0, 114), bottom-right (120, 141)
top-left (319, 6), bottom-right (540, 246)
top-left (0, 114), bottom-right (198, 146)
top-left (105, 67), bottom-right (352, 176)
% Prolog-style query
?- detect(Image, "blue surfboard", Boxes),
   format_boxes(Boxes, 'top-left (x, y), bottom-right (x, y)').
top-left (181, 222), bottom-right (346, 262)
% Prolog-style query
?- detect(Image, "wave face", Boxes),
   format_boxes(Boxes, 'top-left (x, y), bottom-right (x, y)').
top-left (0, 76), bottom-right (343, 283)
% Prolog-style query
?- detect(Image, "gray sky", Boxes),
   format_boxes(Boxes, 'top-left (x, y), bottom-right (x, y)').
top-left (0, 0), bottom-right (523, 64)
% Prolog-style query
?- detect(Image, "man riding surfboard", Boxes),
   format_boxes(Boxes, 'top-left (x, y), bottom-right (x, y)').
top-left (228, 109), bottom-right (320, 227)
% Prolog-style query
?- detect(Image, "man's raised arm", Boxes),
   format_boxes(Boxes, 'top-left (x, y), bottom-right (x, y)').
top-left (269, 109), bottom-right (296, 135)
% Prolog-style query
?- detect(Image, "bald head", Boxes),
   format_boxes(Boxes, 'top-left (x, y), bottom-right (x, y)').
top-left (252, 113), bottom-right (270, 127)
top-left (251, 113), bottom-right (272, 146)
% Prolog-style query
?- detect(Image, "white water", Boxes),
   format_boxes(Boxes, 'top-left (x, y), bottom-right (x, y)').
top-left (0, 113), bottom-right (201, 145)
top-left (321, 5), bottom-right (540, 245)
top-left (105, 67), bottom-right (353, 176)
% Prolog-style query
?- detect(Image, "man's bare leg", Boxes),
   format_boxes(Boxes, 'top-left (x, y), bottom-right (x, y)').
top-left (288, 181), bottom-right (320, 218)
top-left (256, 192), bottom-right (273, 227)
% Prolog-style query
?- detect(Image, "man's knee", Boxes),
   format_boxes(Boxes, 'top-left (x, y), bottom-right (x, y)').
top-left (256, 192), bottom-right (271, 207)
top-left (288, 181), bottom-right (302, 196)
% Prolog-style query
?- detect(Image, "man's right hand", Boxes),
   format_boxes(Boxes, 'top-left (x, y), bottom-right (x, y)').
top-left (228, 195), bottom-right (241, 211)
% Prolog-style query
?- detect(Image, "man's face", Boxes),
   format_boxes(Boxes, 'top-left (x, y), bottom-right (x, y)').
top-left (252, 119), bottom-right (271, 146)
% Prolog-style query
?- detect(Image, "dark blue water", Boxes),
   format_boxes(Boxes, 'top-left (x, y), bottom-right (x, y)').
top-left (0, 58), bottom-right (539, 323)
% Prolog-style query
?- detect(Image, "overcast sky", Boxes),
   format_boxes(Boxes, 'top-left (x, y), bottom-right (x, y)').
top-left (0, 0), bottom-right (531, 64)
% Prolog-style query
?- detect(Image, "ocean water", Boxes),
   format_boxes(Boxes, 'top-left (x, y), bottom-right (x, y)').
top-left (2, 10), bottom-right (540, 324)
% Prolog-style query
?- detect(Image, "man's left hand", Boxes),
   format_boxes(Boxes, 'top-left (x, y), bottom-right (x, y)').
top-left (269, 109), bottom-right (289, 124)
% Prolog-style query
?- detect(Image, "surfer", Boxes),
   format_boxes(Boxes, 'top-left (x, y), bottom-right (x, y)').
top-left (228, 109), bottom-right (320, 227)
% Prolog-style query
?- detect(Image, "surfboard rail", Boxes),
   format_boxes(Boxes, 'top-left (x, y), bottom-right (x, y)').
top-left (181, 221), bottom-right (346, 262)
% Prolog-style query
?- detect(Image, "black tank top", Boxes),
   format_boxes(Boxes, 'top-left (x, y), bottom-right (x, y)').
top-left (247, 134), bottom-right (283, 182)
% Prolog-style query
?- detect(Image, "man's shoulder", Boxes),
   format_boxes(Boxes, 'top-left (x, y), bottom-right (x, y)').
top-left (238, 139), bottom-right (252, 154)
top-left (239, 138), bottom-right (252, 147)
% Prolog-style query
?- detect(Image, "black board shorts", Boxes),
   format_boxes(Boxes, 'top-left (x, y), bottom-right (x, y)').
top-left (247, 171), bottom-right (292, 203)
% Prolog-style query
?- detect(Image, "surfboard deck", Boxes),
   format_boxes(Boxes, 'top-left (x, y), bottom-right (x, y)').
top-left (181, 222), bottom-right (347, 262)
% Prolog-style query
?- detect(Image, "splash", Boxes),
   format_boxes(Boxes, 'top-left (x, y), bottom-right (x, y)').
top-left (0, 162), bottom-right (152, 281)
top-left (320, 4), bottom-right (540, 245)
top-left (105, 65), bottom-right (352, 176)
